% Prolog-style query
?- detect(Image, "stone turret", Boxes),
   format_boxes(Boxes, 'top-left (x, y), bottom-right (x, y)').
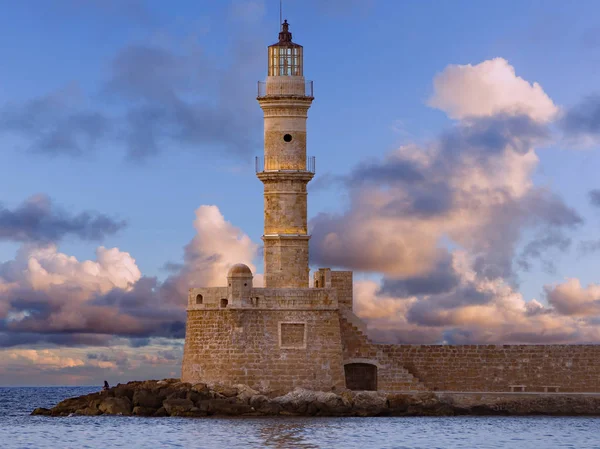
top-left (227, 263), bottom-right (253, 307)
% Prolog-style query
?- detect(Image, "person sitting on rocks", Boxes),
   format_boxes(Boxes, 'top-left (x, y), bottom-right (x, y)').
top-left (102, 380), bottom-right (110, 391)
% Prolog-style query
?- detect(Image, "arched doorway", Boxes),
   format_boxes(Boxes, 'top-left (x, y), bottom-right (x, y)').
top-left (344, 363), bottom-right (377, 391)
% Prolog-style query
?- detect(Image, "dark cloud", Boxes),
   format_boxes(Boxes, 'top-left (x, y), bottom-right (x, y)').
top-left (440, 114), bottom-right (549, 158)
top-left (561, 95), bottom-right (600, 139)
top-left (0, 84), bottom-right (110, 157)
top-left (405, 286), bottom-right (493, 327)
top-left (516, 230), bottom-right (572, 274)
top-left (0, 195), bottom-right (125, 243)
top-left (348, 159), bottom-right (425, 185)
top-left (379, 255), bottom-right (459, 297)
top-left (0, 275), bottom-right (185, 348)
top-left (577, 239), bottom-right (600, 257)
top-left (589, 189), bottom-right (600, 208)
top-left (0, 331), bottom-right (113, 348)
top-left (0, 20), bottom-right (264, 161)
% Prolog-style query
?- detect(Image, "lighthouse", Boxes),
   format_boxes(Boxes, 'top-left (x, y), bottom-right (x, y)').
top-left (256, 20), bottom-right (315, 288)
top-left (183, 20), bottom-right (369, 394)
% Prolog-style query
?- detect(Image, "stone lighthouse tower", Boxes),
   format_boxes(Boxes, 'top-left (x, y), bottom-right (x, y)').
top-left (184, 20), bottom-right (397, 394)
top-left (256, 20), bottom-right (315, 288)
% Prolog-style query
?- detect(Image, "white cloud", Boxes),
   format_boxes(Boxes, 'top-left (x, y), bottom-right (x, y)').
top-left (0, 244), bottom-right (141, 300)
top-left (428, 57), bottom-right (558, 123)
top-left (545, 278), bottom-right (600, 316)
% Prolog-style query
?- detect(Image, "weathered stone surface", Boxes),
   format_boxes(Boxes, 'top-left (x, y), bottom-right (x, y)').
top-left (31, 379), bottom-right (600, 418)
top-left (31, 407), bottom-right (52, 416)
top-left (75, 406), bottom-right (102, 416)
top-left (153, 407), bottom-right (168, 417)
top-left (212, 384), bottom-right (238, 398)
top-left (381, 344), bottom-right (600, 393)
top-left (132, 406), bottom-right (157, 417)
top-left (351, 391), bottom-right (388, 416)
top-left (133, 389), bottom-right (162, 409)
top-left (98, 397), bottom-right (132, 415)
top-left (162, 398), bottom-right (194, 416)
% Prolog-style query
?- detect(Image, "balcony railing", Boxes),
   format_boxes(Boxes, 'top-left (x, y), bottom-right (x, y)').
top-left (256, 156), bottom-right (315, 173)
top-left (257, 80), bottom-right (314, 98)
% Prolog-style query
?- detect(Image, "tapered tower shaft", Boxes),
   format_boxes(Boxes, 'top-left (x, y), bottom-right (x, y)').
top-left (257, 20), bottom-right (314, 288)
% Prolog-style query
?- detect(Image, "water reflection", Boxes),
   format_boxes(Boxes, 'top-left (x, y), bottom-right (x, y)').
top-left (3, 389), bottom-right (600, 449)
top-left (258, 419), bottom-right (320, 449)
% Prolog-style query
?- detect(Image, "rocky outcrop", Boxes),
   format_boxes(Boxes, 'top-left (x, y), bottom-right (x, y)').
top-left (31, 379), bottom-right (600, 417)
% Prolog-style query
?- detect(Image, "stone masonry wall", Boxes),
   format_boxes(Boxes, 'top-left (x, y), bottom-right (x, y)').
top-left (340, 310), bottom-right (427, 392)
top-left (331, 272), bottom-right (353, 311)
top-left (182, 309), bottom-right (345, 393)
top-left (382, 345), bottom-right (600, 393)
top-left (262, 236), bottom-right (310, 288)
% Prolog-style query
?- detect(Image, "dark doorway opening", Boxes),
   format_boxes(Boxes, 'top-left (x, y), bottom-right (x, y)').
top-left (344, 363), bottom-right (377, 391)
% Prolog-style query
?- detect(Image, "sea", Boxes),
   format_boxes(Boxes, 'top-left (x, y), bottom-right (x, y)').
top-left (1, 387), bottom-right (600, 449)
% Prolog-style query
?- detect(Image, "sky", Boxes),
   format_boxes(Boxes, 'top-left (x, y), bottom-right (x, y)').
top-left (2, 0), bottom-right (600, 385)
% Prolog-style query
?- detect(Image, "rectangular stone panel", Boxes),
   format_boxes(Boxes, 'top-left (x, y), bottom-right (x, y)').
top-left (279, 322), bottom-right (306, 349)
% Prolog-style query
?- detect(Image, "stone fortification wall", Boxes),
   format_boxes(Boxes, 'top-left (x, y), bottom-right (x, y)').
top-left (382, 344), bottom-right (600, 393)
top-left (340, 311), bottom-right (426, 392)
top-left (182, 309), bottom-right (345, 393)
top-left (331, 272), bottom-right (353, 310)
top-left (188, 287), bottom-right (338, 310)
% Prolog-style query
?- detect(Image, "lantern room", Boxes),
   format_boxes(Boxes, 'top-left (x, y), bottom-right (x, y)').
top-left (268, 20), bottom-right (303, 77)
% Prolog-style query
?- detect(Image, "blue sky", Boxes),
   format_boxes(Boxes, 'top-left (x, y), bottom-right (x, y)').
top-left (1, 0), bottom-right (600, 385)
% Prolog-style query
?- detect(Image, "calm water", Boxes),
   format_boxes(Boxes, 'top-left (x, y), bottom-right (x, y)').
top-left (1, 387), bottom-right (599, 449)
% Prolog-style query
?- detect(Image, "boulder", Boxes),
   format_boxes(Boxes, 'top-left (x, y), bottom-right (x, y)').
top-left (234, 384), bottom-right (260, 403)
top-left (212, 384), bottom-right (239, 398)
top-left (202, 399), bottom-right (254, 416)
top-left (191, 383), bottom-right (209, 394)
top-left (273, 388), bottom-right (349, 415)
top-left (163, 398), bottom-right (194, 416)
top-left (133, 389), bottom-right (163, 409)
top-left (31, 407), bottom-right (52, 416)
top-left (153, 407), bottom-right (168, 417)
top-left (75, 406), bottom-right (102, 416)
top-left (98, 397), bottom-right (132, 415)
top-left (352, 391), bottom-right (388, 416)
top-left (133, 406), bottom-right (158, 417)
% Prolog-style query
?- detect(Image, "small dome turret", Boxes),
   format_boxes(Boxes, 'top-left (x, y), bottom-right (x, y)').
top-left (227, 263), bottom-right (253, 278)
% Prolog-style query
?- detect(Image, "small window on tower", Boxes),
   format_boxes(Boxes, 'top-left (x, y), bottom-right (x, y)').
top-left (196, 294), bottom-right (203, 305)
top-left (283, 134), bottom-right (293, 142)
top-left (220, 298), bottom-right (228, 308)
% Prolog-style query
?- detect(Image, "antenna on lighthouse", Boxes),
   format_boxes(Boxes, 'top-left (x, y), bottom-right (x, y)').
top-left (280, 0), bottom-right (283, 30)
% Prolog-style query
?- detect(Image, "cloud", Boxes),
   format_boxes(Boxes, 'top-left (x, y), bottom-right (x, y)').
top-left (310, 58), bottom-right (594, 344)
top-left (0, 205), bottom-right (259, 347)
top-left (0, 343), bottom-right (182, 385)
top-left (355, 253), bottom-right (600, 345)
top-left (0, 194), bottom-right (126, 243)
top-left (428, 58), bottom-right (558, 123)
top-left (0, 14), bottom-right (264, 161)
top-left (560, 95), bottom-right (600, 143)
top-left (516, 230), bottom-right (572, 274)
top-left (104, 41), bottom-right (260, 160)
top-left (589, 189), bottom-right (600, 208)
top-left (379, 254), bottom-right (459, 297)
top-left (545, 278), bottom-right (600, 316)
top-left (0, 83), bottom-right (110, 157)
top-left (577, 239), bottom-right (600, 257)
top-left (310, 114), bottom-right (579, 280)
